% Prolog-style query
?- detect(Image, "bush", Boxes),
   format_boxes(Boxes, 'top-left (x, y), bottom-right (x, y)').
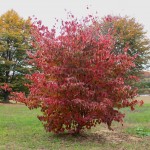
top-left (12, 14), bottom-right (143, 134)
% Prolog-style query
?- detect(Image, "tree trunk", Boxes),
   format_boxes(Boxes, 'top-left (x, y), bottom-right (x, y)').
top-left (2, 91), bottom-right (9, 103)
top-left (73, 124), bottom-right (82, 135)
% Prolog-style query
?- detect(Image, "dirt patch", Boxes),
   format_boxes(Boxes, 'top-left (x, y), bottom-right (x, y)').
top-left (0, 102), bottom-right (24, 107)
top-left (93, 129), bottom-right (142, 144)
top-left (53, 127), bottom-right (142, 145)
top-left (136, 96), bottom-right (150, 104)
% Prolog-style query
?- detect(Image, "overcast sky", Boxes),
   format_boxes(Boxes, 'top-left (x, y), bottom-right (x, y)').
top-left (0, 0), bottom-right (150, 37)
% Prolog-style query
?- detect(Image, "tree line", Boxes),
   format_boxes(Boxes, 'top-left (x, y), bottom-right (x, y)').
top-left (0, 10), bottom-right (150, 103)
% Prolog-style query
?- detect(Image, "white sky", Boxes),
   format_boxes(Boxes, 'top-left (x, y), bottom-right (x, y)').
top-left (0, 0), bottom-right (150, 37)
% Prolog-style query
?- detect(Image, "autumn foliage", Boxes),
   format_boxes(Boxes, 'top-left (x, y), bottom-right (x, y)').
top-left (0, 10), bottom-right (32, 102)
top-left (99, 15), bottom-right (150, 74)
top-left (0, 83), bottom-right (12, 102)
top-left (13, 14), bottom-right (143, 134)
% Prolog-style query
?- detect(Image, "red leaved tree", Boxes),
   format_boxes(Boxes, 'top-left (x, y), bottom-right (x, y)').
top-left (12, 15), bottom-right (143, 134)
top-left (0, 83), bottom-right (12, 103)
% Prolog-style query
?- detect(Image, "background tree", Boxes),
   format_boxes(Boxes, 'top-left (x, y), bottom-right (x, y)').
top-left (99, 15), bottom-right (150, 75)
top-left (13, 14), bottom-right (143, 134)
top-left (0, 10), bottom-right (33, 103)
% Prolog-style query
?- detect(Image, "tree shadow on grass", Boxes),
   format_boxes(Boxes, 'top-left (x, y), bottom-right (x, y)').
top-left (51, 131), bottom-right (106, 145)
top-left (51, 129), bottom-right (142, 145)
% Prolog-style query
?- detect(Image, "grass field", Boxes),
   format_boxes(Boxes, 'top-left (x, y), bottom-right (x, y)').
top-left (0, 96), bottom-right (150, 150)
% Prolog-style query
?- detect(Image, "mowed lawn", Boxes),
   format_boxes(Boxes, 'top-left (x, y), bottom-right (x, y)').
top-left (0, 96), bottom-right (150, 150)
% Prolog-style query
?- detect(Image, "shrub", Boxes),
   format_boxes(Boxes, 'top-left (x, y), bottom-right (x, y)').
top-left (12, 14), bottom-right (143, 134)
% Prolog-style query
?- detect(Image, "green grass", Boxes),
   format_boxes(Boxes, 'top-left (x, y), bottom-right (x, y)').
top-left (0, 98), bottom-right (150, 150)
top-left (122, 103), bottom-right (150, 137)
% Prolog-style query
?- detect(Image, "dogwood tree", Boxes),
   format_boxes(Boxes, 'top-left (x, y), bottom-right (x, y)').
top-left (13, 14), bottom-right (143, 134)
